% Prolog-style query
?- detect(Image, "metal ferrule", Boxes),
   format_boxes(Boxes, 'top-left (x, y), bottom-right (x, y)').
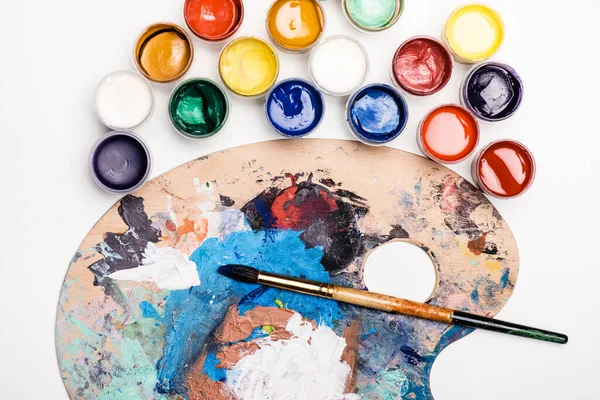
top-left (257, 272), bottom-right (335, 298)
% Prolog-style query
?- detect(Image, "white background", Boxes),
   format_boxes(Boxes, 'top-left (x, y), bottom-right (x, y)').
top-left (1, 0), bottom-right (599, 398)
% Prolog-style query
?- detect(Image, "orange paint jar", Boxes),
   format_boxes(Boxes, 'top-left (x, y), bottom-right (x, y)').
top-left (266, 0), bottom-right (325, 53)
top-left (418, 104), bottom-right (479, 164)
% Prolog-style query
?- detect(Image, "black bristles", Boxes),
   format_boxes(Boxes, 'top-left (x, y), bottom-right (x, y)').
top-left (217, 265), bottom-right (260, 284)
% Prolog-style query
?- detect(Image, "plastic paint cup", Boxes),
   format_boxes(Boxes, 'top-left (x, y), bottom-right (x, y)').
top-left (309, 35), bottom-right (369, 97)
top-left (342, 0), bottom-right (404, 34)
top-left (184, 0), bottom-right (244, 44)
top-left (94, 70), bottom-right (155, 131)
top-left (345, 83), bottom-right (409, 146)
top-left (218, 37), bottom-right (280, 99)
top-left (133, 22), bottom-right (194, 84)
top-left (89, 131), bottom-right (152, 195)
top-left (443, 4), bottom-right (504, 64)
top-left (265, 78), bottom-right (325, 138)
top-left (460, 61), bottom-right (524, 124)
top-left (391, 36), bottom-right (454, 97)
top-left (417, 104), bottom-right (480, 164)
top-left (168, 78), bottom-right (230, 140)
top-left (266, 0), bottom-right (325, 53)
top-left (471, 140), bottom-right (536, 199)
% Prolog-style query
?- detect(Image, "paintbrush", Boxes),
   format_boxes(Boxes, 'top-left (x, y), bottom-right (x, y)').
top-left (217, 265), bottom-right (568, 345)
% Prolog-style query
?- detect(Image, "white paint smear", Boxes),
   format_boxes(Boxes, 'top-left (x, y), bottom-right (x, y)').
top-left (310, 36), bottom-right (368, 96)
top-left (193, 179), bottom-right (217, 211)
top-left (95, 70), bottom-right (154, 130)
top-left (108, 243), bottom-right (200, 290)
top-left (225, 313), bottom-right (359, 400)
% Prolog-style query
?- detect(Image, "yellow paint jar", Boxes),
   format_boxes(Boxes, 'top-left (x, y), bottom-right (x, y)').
top-left (134, 23), bottom-right (194, 83)
top-left (443, 4), bottom-right (504, 64)
top-left (218, 37), bottom-right (280, 98)
top-left (266, 0), bottom-right (325, 53)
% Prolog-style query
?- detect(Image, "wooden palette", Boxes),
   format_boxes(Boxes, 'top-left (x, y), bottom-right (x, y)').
top-left (56, 139), bottom-right (518, 400)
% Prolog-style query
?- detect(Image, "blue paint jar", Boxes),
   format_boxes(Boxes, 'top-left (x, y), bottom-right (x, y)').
top-left (265, 78), bottom-right (325, 137)
top-left (346, 83), bottom-right (408, 145)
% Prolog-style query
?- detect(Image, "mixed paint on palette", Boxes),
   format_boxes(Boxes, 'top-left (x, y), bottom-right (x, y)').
top-left (57, 143), bottom-right (517, 400)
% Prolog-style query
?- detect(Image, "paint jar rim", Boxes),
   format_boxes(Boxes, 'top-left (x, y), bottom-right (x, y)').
top-left (442, 3), bottom-right (504, 64)
top-left (183, 0), bottom-right (245, 44)
top-left (417, 104), bottom-right (480, 164)
top-left (265, 0), bottom-right (327, 54)
top-left (309, 34), bottom-right (370, 97)
top-left (132, 22), bottom-right (195, 84)
top-left (460, 60), bottom-right (524, 124)
top-left (345, 83), bottom-right (409, 146)
top-left (341, 0), bottom-right (405, 34)
top-left (94, 70), bottom-right (156, 131)
top-left (168, 77), bottom-right (231, 140)
top-left (471, 139), bottom-right (536, 199)
top-left (264, 77), bottom-right (326, 138)
top-left (89, 130), bottom-right (153, 195)
top-left (391, 35), bottom-right (455, 97)
top-left (218, 36), bottom-right (280, 99)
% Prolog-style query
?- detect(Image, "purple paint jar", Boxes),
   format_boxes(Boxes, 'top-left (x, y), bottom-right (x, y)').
top-left (89, 131), bottom-right (152, 194)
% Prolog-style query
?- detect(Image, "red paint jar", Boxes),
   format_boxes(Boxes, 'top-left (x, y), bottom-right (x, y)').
top-left (184, 0), bottom-right (244, 43)
top-left (417, 104), bottom-right (479, 164)
top-left (471, 140), bottom-right (536, 198)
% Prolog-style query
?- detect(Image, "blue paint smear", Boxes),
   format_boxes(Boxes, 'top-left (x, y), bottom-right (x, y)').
top-left (155, 229), bottom-right (342, 395)
top-left (139, 301), bottom-right (161, 319)
top-left (202, 353), bottom-right (227, 382)
top-left (348, 84), bottom-right (408, 144)
top-left (266, 79), bottom-right (324, 137)
top-left (500, 267), bottom-right (510, 288)
top-left (471, 289), bottom-right (479, 302)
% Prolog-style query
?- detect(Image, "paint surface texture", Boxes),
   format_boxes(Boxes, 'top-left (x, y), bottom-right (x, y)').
top-left (184, 0), bottom-right (243, 41)
top-left (345, 0), bottom-right (398, 30)
top-left (91, 133), bottom-right (149, 191)
top-left (476, 141), bottom-right (535, 198)
top-left (310, 36), bottom-right (367, 95)
top-left (464, 62), bottom-right (523, 121)
top-left (445, 4), bottom-right (503, 62)
top-left (348, 85), bottom-right (407, 144)
top-left (95, 71), bottom-right (154, 130)
top-left (268, 0), bottom-right (324, 50)
top-left (169, 79), bottom-right (228, 138)
top-left (420, 105), bottom-right (479, 162)
top-left (219, 37), bottom-right (278, 97)
top-left (393, 37), bottom-right (453, 96)
top-left (266, 79), bottom-right (324, 137)
top-left (137, 26), bottom-right (192, 82)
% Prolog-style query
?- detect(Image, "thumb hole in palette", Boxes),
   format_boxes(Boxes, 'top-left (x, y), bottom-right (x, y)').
top-left (362, 240), bottom-right (437, 303)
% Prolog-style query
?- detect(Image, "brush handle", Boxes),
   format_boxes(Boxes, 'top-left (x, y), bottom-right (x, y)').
top-left (332, 287), bottom-right (453, 323)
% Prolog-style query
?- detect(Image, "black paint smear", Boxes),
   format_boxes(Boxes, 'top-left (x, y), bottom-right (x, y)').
top-left (219, 195), bottom-right (235, 207)
top-left (400, 345), bottom-right (425, 366)
top-left (483, 243), bottom-right (499, 255)
top-left (319, 178), bottom-right (336, 187)
top-left (333, 189), bottom-right (367, 206)
top-left (389, 225), bottom-right (410, 239)
top-left (88, 195), bottom-right (160, 285)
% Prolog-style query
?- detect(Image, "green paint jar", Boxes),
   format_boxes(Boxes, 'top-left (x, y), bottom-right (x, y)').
top-left (342, 0), bottom-right (404, 33)
top-left (168, 78), bottom-right (230, 140)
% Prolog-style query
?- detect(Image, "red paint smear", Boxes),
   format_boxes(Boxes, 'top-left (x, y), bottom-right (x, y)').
top-left (393, 37), bottom-right (453, 95)
top-left (476, 141), bottom-right (535, 198)
top-left (271, 186), bottom-right (338, 229)
top-left (420, 105), bottom-right (479, 162)
top-left (184, 0), bottom-right (243, 41)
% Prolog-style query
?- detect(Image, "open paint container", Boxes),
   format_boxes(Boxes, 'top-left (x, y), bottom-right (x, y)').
top-left (265, 78), bottom-right (325, 138)
top-left (184, 0), bottom-right (244, 44)
top-left (218, 37), bottom-right (280, 98)
top-left (168, 78), bottom-right (230, 140)
top-left (133, 22), bottom-right (194, 84)
top-left (417, 104), bottom-right (480, 164)
top-left (391, 36), bottom-right (454, 97)
top-left (443, 4), bottom-right (504, 64)
top-left (309, 35), bottom-right (369, 97)
top-left (266, 0), bottom-right (325, 53)
top-left (342, 0), bottom-right (404, 34)
top-left (460, 61), bottom-right (524, 123)
top-left (89, 131), bottom-right (152, 194)
top-left (346, 83), bottom-right (409, 146)
top-left (471, 140), bottom-right (536, 198)
top-left (95, 70), bottom-right (155, 131)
